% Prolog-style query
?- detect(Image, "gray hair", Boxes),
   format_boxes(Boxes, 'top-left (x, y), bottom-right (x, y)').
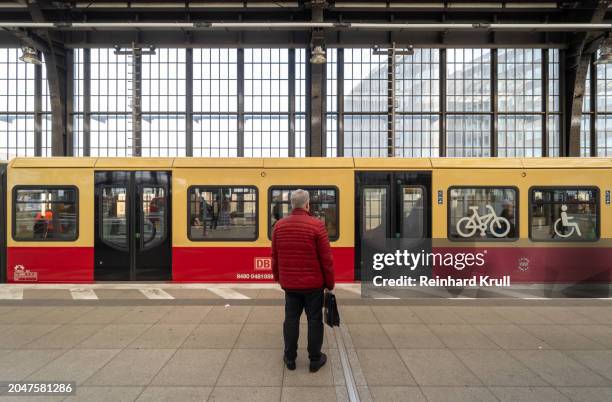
top-left (290, 189), bottom-right (310, 209)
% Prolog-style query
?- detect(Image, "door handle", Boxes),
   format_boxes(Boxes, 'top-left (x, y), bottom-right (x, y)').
top-left (135, 233), bottom-right (140, 239)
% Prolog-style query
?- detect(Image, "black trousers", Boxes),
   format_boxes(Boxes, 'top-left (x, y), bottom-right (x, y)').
top-left (283, 289), bottom-right (324, 362)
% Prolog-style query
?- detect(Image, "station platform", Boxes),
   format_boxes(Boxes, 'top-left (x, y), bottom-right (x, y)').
top-left (0, 284), bottom-right (612, 401)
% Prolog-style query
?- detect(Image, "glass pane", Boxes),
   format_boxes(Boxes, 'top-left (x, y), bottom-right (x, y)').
top-left (363, 188), bottom-right (387, 239)
top-left (101, 187), bottom-right (127, 248)
top-left (531, 188), bottom-right (598, 241)
top-left (448, 188), bottom-right (517, 240)
top-left (142, 187), bottom-right (166, 247)
top-left (14, 188), bottom-right (77, 241)
top-left (402, 187), bottom-right (424, 238)
top-left (189, 187), bottom-right (257, 240)
top-left (270, 188), bottom-right (338, 239)
top-left (446, 48), bottom-right (491, 112)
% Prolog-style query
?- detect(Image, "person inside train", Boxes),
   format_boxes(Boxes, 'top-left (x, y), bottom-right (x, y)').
top-left (271, 189), bottom-right (335, 373)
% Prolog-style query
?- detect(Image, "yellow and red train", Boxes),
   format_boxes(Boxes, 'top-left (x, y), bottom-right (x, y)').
top-left (0, 157), bottom-right (610, 284)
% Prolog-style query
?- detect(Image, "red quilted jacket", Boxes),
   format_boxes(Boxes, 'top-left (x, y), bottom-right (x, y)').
top-left (271, 208), bottom-right (335, 290)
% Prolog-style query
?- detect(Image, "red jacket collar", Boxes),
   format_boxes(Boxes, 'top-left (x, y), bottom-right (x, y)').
top-left (291, 208), bottom-right (310, 216)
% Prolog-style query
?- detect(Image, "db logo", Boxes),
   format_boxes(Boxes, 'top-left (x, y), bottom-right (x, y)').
top-left (254, 257), bottom-right (272, 271)
top-left (13, 265), bottom-right (38, 282)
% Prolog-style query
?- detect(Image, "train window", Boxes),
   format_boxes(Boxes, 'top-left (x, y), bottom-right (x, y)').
top-left (188, 186), bottom-right (257, 241)
top-left (401, 186), bottom-right (425, 238)
top-left (142, 187), bottom-right (167, 249)
top-left (362, 187), bottom-right (387, 239)
top-left (530, 188), bottom-right (599, 242)
top-left (13, 187), bottom-right (78, 241)
top-left (101, 187), bottom-right (128, 249)
top-left (269, 187), bottom-right (338, 241)
top-left (448, 187), bottom-right (518, 241)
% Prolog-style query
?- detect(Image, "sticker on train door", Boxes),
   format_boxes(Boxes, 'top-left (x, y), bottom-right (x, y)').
top-left (13, 265), bottom-right (38, 282)
top-left (254, 257), bottom-right (272, 271)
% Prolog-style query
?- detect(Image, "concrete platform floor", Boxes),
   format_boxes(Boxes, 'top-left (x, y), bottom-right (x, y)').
top-left (1, 288), bottom-right (612, 401)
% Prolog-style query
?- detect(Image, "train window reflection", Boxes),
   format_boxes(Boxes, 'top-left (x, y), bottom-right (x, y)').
top-left (448, 187), bottom-right (518, 241)
top-left (101, 187), bottom-right (127, 248)
top-left (402, 187), bottom-right (424, 238)
top-left (363, 187), bottom-right (387, 239)
top-left (189, 186), bottom-right (257, 240)
top-left (269, 187), bottom-right (338, 241)
top-left (530, 188), bottom-right (599, 242)
top-left (142, 187), bottom-right (166, 248)
top-left (13, 187), bottom-right (78, 241)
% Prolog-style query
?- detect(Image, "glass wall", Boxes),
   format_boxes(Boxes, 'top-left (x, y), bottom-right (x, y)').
top-left (193, 48), bottom-right (238, 157)
top-left (8, 45), bottom-right (612, 158)
top-left (327, 47), bottom-right (561, 158)
top-left (0, 48), bottom-right (37, 159)
top-left (73, 47), bottom-right (305, 157)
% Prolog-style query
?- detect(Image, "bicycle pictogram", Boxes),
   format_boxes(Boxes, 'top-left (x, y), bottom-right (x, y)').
top-left (456, 205), bottom-right (511, 238)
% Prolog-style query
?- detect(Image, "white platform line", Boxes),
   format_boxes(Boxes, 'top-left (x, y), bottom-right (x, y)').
top-left (139, 288), bottom-right (175, 300)
top-left (207, 287), bottom-right (251, 300)
top-left (334, 326), bottom-right (360, 402)
top-left (0, 287), bottom-right (24, 300)
top-left (70, 288), bottom-right (98, 300)
top-left (489, 288), bottom-right (548, 300)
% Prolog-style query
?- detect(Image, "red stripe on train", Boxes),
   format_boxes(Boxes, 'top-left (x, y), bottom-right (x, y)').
top-left (7, 245), bottom-right (612, 284)
top-left (172, 246), bottom-right (355, 282)
top-left (432, 247), bottom-right (612, 283)
top-left (6, 247), bottom-right (94, 283)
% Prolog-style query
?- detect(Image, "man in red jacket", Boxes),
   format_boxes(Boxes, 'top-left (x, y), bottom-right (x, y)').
top-left (272, 189), bottom-right (335, 373)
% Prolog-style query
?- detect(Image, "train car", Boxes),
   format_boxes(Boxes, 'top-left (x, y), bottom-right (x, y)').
top-left (1, 157), bottom-right (611, 284)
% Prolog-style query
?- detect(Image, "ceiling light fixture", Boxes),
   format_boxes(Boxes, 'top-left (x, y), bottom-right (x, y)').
top-left (310, 45), bottom-right (326, 64)
top-left (595, 44), bottom-right (612, 64)
top-left (19, 46), bottom-right (42, 65)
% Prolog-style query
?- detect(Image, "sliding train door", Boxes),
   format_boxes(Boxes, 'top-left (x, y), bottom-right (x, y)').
top-left (0, 164), bottom-right (5, 283)
top-left (94, 171), bottom-right (172, 281)
top-left (355, 171), bottom-right (432, 280)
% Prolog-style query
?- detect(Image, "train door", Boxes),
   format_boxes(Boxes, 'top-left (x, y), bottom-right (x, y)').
top-left (355, 171), bottom-right (432, 280)
top-left (94, 171), bottom-right (172, 281)
top-left (0, 164), bottom-right (5, 283)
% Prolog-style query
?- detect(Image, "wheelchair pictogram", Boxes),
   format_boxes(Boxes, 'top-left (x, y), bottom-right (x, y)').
top-left (456, 205), bottom-right (511, 238)
top-left (553, 204), bottom-right (582, 238)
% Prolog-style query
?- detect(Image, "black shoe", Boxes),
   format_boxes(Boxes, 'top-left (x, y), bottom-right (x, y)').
top-left (284, 356), bottom-right (296, 370)
top-left (309, 353), bottom-right (327, 373)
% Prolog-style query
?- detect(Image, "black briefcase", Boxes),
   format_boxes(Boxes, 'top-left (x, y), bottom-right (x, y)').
top-left (324, 290), bottom-right (340, 327)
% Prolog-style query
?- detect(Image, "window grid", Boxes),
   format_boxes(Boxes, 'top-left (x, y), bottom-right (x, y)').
top-left (244, 114), bottom-right (289, 157)
top-left (596, 54), bottom-right (612, 156)
top-left (446, 49), bottom-right (491, 157)
top-left (193, 49), bottom-right (237, 113)
top-left (295, 49), bottom-right (307, 157)
top-left (548, 49), bottom-right (561, 157)
top-left (90, 114), bottom-right (132, 157)
top-left (0, 46), bottom-right (576, 159)
top-left (325, 49), bottom-right (338, 156)
top-left (0, 48), bottom-right (35, 113)
top-left (395, 49), bottom-right (441, 157)
top-left (193, 115), bottom-right (238, 157)
top-left (141, 114), bottom-right (186, 157)
top-left (72, 49), bottom-right (84, 156)
top-left (42, 113), bottom-right (52, 157)
top-left (342, 49), bottom-right (386, 157)
top-left (0, 48), bottom-right (36, 159)
top-left (243, 48), bottom-right (297, 157)
top-left (395, 115), bottom-right (440, 157)
top-left (0, 115), bottom-right (35, 159)
top-left (497, 49), bottom-right (543, 157)
top-left (446, 114), bottom-right (491, 157)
